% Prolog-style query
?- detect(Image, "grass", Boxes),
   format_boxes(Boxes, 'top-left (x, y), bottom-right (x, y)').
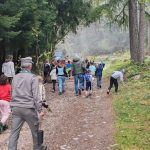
top-left (104, 52), bottom-right (150, 150)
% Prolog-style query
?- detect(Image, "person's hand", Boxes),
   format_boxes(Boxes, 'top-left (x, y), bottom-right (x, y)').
top-left (39, 111), bottom-right (45, 119)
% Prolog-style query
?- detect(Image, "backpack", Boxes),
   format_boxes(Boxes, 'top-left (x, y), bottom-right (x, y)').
top-left (85, 73), bottom-right (91, 82)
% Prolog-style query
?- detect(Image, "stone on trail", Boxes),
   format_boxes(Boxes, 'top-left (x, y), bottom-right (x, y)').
top-left (73, 137), bottom-right (79, 141)
top-left (88, 134), bottom-right (94, 138)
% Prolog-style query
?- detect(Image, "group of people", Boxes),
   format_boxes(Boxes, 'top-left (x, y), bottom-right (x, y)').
top-left (0, 55), bottom-right (125, 150)
top-left (42, 57), bottom-right (106, 98)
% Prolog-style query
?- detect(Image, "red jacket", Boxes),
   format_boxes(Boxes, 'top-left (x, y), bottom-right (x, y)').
top-left (0, 84), bottom-right (11, 102)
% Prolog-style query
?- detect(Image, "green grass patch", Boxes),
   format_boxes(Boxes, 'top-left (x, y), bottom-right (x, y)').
top-left (104, 53), bottom-right (150, 150)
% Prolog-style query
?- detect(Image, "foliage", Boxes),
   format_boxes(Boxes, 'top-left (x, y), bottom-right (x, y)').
top-left (90, 0), bottom-right (150, 27)
top-left (0, 0), bottom-right (91, 61)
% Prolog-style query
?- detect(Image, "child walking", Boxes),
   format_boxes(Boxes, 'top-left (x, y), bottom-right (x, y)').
top-left (50, 63), bottom-right (57, 92)
top-left (0, 75), bottom-right (11, 133)
top-left (56, 61), bottom-right (67, 95)
top-left (85, 70), bottom-right (92, 98)
top-left (37, 76), bottom-right (46, 102)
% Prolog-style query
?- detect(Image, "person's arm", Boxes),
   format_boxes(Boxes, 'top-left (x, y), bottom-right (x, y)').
top-left (11, 62), bottom-right (15, 77)
top-left (64, 67), bottom-right (68, 76)
top-left (56, 67), bottom-right (58, 75)
top-left (2, 64), bottom-right (4, 73)
top-left (120, 73), bottom-right (125, 85)
top-left (50, 69), bottom-right (53, 76)
top-left (72, 64), bottom-right (75, 76)
top-left (31, 76), bottom-right (43, 113)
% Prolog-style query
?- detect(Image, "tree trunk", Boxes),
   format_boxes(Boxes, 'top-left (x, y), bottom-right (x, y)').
top-left (0, 40), bottom-right (6, 75)
top-left (128, 0), bottom-right (139, 62)
top-left (148, 21), bottom-right (150, 55)
top-left (138, 2), bottom-right (145, 63)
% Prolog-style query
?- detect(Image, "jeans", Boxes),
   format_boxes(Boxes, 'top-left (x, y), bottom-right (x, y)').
top-left (58, 76), bottom-right (65, 93)
top-left (96, 75), bottom-right (102, 88)
top-left (74, 74), bottom-right (84, 95)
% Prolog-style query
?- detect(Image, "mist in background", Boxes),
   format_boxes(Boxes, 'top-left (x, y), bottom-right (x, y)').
top-left (56, 22), bottom-right (129, 58)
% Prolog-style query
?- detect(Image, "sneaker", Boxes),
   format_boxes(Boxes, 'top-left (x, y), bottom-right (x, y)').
top-left (107, 90), bottom-right (110, 95)
top-left (52, 90), bottom-right (55, 93)
top-left (39, 145), bottom-right (47, 150)
top-left (78, 89), bottom-right (81, 95)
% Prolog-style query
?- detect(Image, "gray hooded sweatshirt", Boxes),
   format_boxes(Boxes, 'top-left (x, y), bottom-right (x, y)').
top-left (11, 70), bottom-right (42, 113)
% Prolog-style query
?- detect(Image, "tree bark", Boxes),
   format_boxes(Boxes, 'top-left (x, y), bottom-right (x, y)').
top-left (0, 40), bottom-right (6, 75)
top-left (138, 2), bottom-right (145, 63)
top-left (128, 0), bottom-right (139, 62)
top-left (148, 21), bottom-right (150, 55)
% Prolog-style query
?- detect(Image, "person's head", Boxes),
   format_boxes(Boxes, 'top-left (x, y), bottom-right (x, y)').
top-left (85, 69), bottom-right (90, 74)
top-left (21, 57), bottom-right (33, 71)
top-left (90, 62), bottom-right (94, 65)
top-left (68, 61), bottom-right (70, 64)
top-left (45, 59), bottom-right (49, 63)
top-left (58, 61), bottom-right (63, 67)
top-left (7, 55), bottom-right (13, 62)
top-left (0, 74), bottom-right (8, 85)
top-left (51, 63), bottom-right (55, 68)
top-left (121, 69), bottom-right (125, 74)
top-left (37, 76), bottom-right (43, 84)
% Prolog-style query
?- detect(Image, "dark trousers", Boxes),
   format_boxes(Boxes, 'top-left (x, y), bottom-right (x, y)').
top-left (44, 72), bottom-right (49, 83)
top-left (8, 77), bottom-right (13, 84)
top-left (52, 80), bottom-right (56, 91)
top-left (108, 77), bottom-right (118, 92)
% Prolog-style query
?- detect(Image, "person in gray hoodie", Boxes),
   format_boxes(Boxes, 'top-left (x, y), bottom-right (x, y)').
top-left (8, 57), bottom-right (45, 150)
top-left (2, 55), bottom-right (15, 84)
top-left (72, 58), bottom-right (84, 96)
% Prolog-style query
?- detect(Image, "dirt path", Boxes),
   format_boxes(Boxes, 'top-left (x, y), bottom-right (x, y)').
top-left (0, 79), bottom-right (116, 150)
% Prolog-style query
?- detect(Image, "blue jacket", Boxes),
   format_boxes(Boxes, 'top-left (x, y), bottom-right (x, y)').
top-left (95, 64), bottom-right (105, 76)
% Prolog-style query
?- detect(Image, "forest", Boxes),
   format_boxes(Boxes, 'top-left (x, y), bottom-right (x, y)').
top-left (0, 0), bottom-right (150, 73)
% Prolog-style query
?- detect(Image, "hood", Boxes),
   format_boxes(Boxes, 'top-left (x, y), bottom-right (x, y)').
top-left (3, 62), bottom-right (9, 67)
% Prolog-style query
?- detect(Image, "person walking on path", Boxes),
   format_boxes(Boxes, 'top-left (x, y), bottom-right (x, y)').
top-left (50, 63), bottom-right (57, 92)
top-left (95, 62), bottom-right (105, 89)
top-left (107, 69), bottom-right (125, 94)
top-left (56, 61), bottom-right (67, 95)
top-left (43, 59), bottom-right (51, 83)
top-left (0, 75), bottom-right (11, 133)
top-left (85, 70), bottom-right (92, 98)
top-left (72, 58), bottom-right (84, 96)
top-left (37, 76), bottom-right (46, 102)
top-left (89, 62), bottom-right (96, 76)
top-left (66, 61), bottom-right (72, 79)
top-left (8, 57), bottom-right (45, 150)
top-left (2, 55), bottom-right (15, 84)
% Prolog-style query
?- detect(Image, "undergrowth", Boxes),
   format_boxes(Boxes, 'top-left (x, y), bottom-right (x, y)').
top-left (104, 53), bottom-right (150, 150)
